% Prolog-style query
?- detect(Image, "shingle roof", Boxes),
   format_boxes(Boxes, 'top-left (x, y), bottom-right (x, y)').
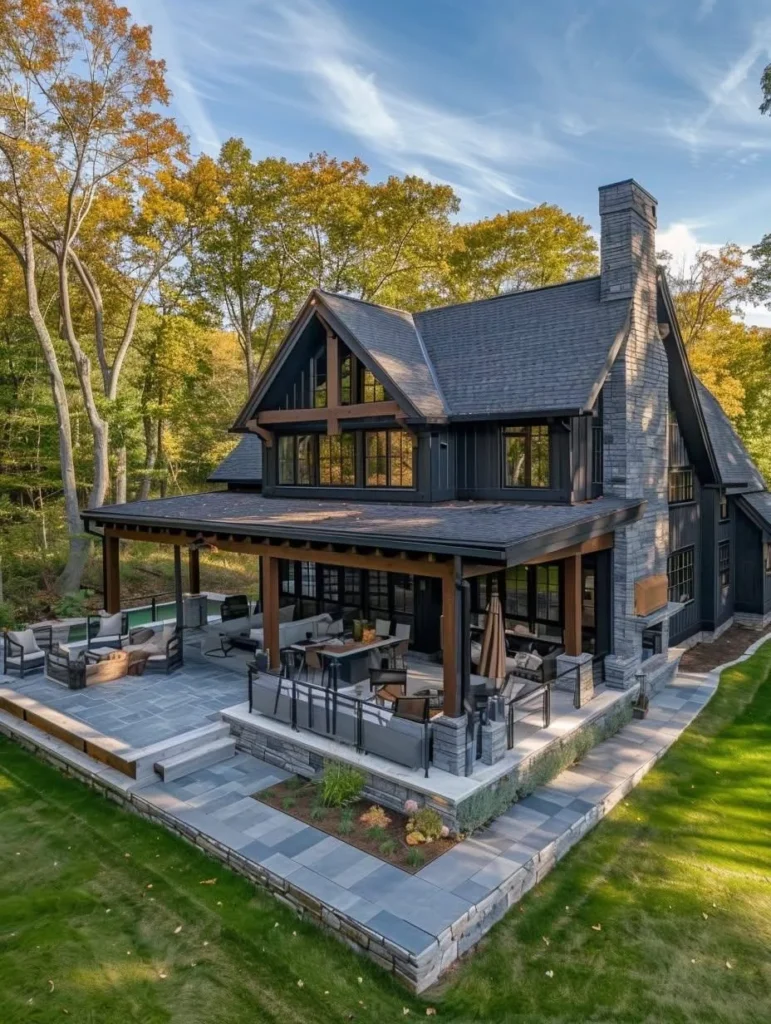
top-left (207, 434), bottom-right (263, 484)
top-left (413, 277), bottom-right (629, 417)
top-left (694, 379), bottom-right (764, 490)
top-left (739, 490), bottom-right (771, 531)
top-left (318, 290), bottom-right (447, 420)
top-left (87, 491), bottom-right (642, 561)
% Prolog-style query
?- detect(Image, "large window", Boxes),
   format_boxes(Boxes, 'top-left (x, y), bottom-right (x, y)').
top-left (502, 425), bottom-right (550, 488)
top-left (668, 410), bottom-right (694, 503)
top-left (505, 566), bottom-right (529, 620)
top-left (368, 570), bottom-right (389, 614)
top-left (277, 434), bottom-right (315, 485)
top-left (319, 433), bottom-right (356, 486)
top-left (362, 368), bottom-right (387, 403)
top-left (312, 347), bottom-right (327, 408)
top-left (719, 541), bottom-right (730, 598)
top-left (668, 547), bottom-right (694, 604)
top-left (365, 429), bottom-right (413, 488)
top-left (392, 574), bottom-right (414, 616)
top-left (536, 564), bottom-right (561, 623)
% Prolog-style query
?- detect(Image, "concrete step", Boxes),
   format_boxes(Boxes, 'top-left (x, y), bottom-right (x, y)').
top-left (131, 722), bottom-right (231, 783)
top-left (154, 736), bottom-right (236, 782)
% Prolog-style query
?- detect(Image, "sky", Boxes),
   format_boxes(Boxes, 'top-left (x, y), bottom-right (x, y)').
top-left (126, 0), bottom-right (771, 324)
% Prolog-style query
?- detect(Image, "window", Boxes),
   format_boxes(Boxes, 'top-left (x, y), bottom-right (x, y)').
top-left (668, 410), bottom-right (694, 503)
top-left (392, 574), bottom-right (414, 616)
top-left (279, 560), bottom-right (295, 596)
top-left (766, 544), bottom-right (771, 575)
top-left (505, 566), bottom-right (529, 620)
top-left (300, 562), bottom-right (317, 599)
top-left (368, 570), bottom-right (389, 614)
top-left (719, 541), bottom-right (730, 597)
top-left (340, 353), bottom-right (353, 405)
top-left (642, 624), bottom-right (663, 661)
top-left (312, 348), bottom-right (327, 408)
top-left (277, 434), bottom-right (315, 485)
top-left (319, 433), bottom-right (355, 486)
top-left (343, 569), bottom-right (361, 605)
top-left (719, 492), bottom-right (729, 521)
top-left (322, 567), bottom-right (339, 606)
top-left (364, 429), bottom-right (413, 488)
top-left (362, 368), bottom-right (386, 403)
top-left (502, 425), bottom-right (550, 488)
top-left (668, 547), bottom-right (694, 604)
top-left (535, 564), bottom-right (561, 623)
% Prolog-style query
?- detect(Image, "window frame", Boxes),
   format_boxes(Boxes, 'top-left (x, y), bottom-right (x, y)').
top-left (668, 409), bottom-right (695, 505)
top-left (718, 540), bottom-right (730, 597)
top-left (667, 546), bottom-right (695, 605)
top-left (501, 424), bottom-right (551, 489)
top-left (361, 366), bottom-right (387, 403)
top-left (277, 434), bottom-right (316, 486)
top-left (719, 491), bottom-right (729, 522)
top-left (364, 428), bottom-right (414, 489)
top-left (318, 432), bottom-right (356, 487)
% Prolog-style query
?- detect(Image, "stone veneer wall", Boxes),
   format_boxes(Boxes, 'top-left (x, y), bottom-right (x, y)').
top-left (599, 180), bottom-right (670, 689)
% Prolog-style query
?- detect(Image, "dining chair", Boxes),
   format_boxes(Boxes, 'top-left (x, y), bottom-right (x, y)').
top-left (393, 695), bottom-right (430, 723)
top-left (393, 622), bottom-right (411, 642)
top-left (303, 647), bottom-right (325, 687)
top-left (389, 638), bottom-right (409, 670)
top-left (375, 618), bottom-right (392, 637)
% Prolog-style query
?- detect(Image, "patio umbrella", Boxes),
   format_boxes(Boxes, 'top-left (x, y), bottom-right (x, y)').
top-left (478, 592), bottom-right (507, 686)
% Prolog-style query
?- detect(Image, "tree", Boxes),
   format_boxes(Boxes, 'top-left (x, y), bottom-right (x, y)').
top-left (439, 204), bottom-right (598, 304)
top-left (0, 0), bottom-right (190, 589)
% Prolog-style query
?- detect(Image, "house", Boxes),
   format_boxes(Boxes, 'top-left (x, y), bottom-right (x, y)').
top-left (84, 178), bottom-right (771, 778)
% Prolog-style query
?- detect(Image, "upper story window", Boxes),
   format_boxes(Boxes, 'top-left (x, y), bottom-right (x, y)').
top-left (719, 491), bottom-right (729, 521)
top-left (319, 433), bottom-right (356, 486)
top-left (502, 425), bottom-right (550, 488)
top-left (278, 434), bottom-right (315, 485)
top-left (718, 541), bottom-right (730, 597)
top-left (362, 368), bottom-right (387, 403)
top-left (365, 429), bottom-right (413, 488)
top-left (765, 543), bottom-right (771, 575)
top-left (312, 347), bottom-right (327, 408)
top-left (340, 354), bottom-right (353, 405)
top-left (668, 409), bottom-right (694, 504)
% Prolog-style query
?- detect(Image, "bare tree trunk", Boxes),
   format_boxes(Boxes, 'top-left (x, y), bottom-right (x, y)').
top-left (115, 445), bottom-right (127, 504)
top-left (137, 416), bottom-right (158, 500)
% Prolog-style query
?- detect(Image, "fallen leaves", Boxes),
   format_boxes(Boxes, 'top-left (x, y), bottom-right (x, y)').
top-left (200, 878), bottom-right (217, 885)
top-left (591, 924), bottom-right (602, 932)
top-left (296, 979), bottom-right (304, 988)
top-left (426, 1010), bottom-right (437, 1017)
top-left (545, 969), bottom-right (554, 978)
top-left (542, 936), bottom-right (550, 946)
top-left (47, 979), bottom-right (54, 993)
top-left (174, 925), bottom-right (182, 935)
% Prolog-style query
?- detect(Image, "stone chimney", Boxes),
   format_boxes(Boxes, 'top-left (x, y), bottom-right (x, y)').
top-left (598, 179), bottom-right (669, 691)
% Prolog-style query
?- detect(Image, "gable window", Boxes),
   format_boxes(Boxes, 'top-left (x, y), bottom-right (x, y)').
top-left (362, 368), bottom-right (387, 403)
top-left (364, 429), bottom-right (413, 488)
top-left (718, 541), bottom-right (730, 597)
top-left (502, 425), bottom-right (550, 488)
top-left (719, 491), bottom-right (729, 521)
top-left (319, 433), bottom-right (356, 486)
top-left (668, 547), bottom-right (694, 605)
top-left (340, 353), bottom-right (353, 405)
top-left (765, 543), bottom-right (771, 575)
top-left (277, 435), bottom-right (315, 485)
top-left (668, 410), bottom-right (694, 503)
top-left (312, 347), bottom-right (327, 408)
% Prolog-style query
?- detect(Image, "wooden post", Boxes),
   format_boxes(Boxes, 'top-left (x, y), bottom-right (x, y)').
top-left (441, 559), bottom-right (462, 717)
top-left (564, 553), bottom-right (582, 656)
top-left (262, 555), bottom-right (280, 669)
top-left (188, 547), bottom-right (201, 595)
top-left (103, 535), bottom-right (121, 614)
top-left (174, 546), bottom-right (184, 631)
top-left (326, 331), bottom-right (340, 436)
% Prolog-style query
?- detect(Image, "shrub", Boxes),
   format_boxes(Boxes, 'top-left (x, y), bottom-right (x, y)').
top-left (406, 848), bottom-right (425, 869)
top-left (405, 831), bottom-right (425, 846)
top-left (406, 807), bottom-right (443, 842)
top-left (365, 826), bottom-right (388, 843)
top-left (319, 762), bottom-right (365, 808)
top-left (309, 803), bottom-right (327, 821)
top-left (359, 805), bottom-right (391, 829)
top-left (281, 796), bottom-right (296, 811)
top-left (337, 809), bottom-right (354, 835)
top-left (53, 590), bottom-right (91, 618)
top-left (0, 601), bottom-right (17, 630)
top-left (379, 839), bottom-right (397, 858)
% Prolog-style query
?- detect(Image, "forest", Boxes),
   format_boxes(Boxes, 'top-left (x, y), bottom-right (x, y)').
top-left (1, 0), bottom-right (771, 627)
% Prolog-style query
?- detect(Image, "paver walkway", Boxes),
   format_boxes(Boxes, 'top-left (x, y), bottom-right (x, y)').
top-left (134, 669), bottom-right (717, 961)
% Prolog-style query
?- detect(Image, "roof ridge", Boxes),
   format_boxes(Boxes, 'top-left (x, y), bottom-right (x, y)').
top-left (414, 275), bottom-right (601, 318)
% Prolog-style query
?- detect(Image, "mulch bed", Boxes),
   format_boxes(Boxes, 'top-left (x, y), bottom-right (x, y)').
top-left (253, 777), bottom-right (458, 874)
top-left (678, 624), bottom-right (771, 674)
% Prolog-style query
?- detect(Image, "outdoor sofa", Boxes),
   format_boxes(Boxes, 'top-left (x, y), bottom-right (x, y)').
top-left (45, 647), bottom-right (129, 689)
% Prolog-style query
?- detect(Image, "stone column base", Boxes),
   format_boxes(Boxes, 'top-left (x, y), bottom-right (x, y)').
top-left (481, 719), bottom-right (507, 765)
top-left (555, 652), bottom-right (594, 706)
top-left (432, 715), bottom-right (469, 776)
top-left (603, 653), bottom-right (640, 690)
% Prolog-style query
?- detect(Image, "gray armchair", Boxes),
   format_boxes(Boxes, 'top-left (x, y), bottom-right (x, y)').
top-left (86, 612), bottom-right (129, 650)
top-left (3, 626), bottom-right (52, 678)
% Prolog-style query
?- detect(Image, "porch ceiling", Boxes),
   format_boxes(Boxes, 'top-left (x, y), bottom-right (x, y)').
top-left (84, 491), bottom-right (644, 564)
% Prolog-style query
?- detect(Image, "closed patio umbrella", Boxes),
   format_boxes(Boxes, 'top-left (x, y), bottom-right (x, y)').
top-left (478, 592), bottom-right (507, 686)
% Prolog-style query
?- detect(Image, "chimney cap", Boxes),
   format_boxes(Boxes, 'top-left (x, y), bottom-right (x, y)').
top-left (598, 178), bottom-right (658, 205)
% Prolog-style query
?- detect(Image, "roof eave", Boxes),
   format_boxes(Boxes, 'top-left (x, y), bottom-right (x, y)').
top-left (503, 499), bottom-right (645, 564)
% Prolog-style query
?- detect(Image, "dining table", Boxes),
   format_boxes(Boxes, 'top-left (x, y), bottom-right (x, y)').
top-left (289, 634), bottom-right (398, 686)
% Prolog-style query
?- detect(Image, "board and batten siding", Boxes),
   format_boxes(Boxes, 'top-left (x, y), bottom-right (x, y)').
top-left (668, 473), bottom-right (702, 644)
top-left (455, 422), bottom-right (571, 503)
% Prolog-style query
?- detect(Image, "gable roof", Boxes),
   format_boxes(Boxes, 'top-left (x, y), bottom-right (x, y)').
top-left (693, 379), bottom-right (764, 491)
top-left (318, 291), bottom-right (447, 420)
top-left (737, 490), bottom-right (771, 535)
top-left (208, 434), bottom-right (263, 485)
top-left (414, 277), bottom-right (630, 418)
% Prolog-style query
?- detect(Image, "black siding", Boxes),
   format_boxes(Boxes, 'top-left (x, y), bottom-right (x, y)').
top-left (669, 474), bottom-right (702, 644)
top-left (455, 421), bottom-right (571, 503)
top-left (735, 506), bottom-right (764, 614)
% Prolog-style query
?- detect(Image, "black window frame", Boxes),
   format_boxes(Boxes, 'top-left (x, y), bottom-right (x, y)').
top-left (364, 428), bottom-right (414, 489)
top-left (361, 366), bottom-right (387, 403)
top-left (501, 424), bottom-right (550, 489)
top-left (668, 546), bottom-right (695, 605)
top-left (718, 540), bottom-right (730, 597)
top-left (668, 410), bottom-right (694, 504)
top-left (318, 432), bottom-right (356, 487)
top-left (719, 491), bottom-right (729, 522)
top-left (277, 434), bottom-right (316, 486)
top-left (765, 543), bottom-right (771, 576)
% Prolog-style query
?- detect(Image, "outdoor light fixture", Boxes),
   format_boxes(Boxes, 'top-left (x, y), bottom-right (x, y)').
top-left (633, 669), bottom-right (649, 719)
top-left (189, 536), bottom-right (218, 553)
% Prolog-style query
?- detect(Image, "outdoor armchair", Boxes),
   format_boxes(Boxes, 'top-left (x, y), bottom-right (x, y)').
top-left (3, 625), bottom-right (52, 678)
top-left (86, 612), bottom-right (129, 650)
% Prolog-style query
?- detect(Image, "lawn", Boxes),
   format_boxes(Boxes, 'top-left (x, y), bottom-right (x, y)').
top-left (1, 644), bottom-right (771, 1023)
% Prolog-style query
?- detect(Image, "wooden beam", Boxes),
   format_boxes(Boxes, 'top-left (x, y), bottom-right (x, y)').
top-left (256, 400), bottom-right (402, 426)
top-left (262, 555), bottom-right (280, 669)
top-left (441, 562), bottom-right (462, 717)
top-left (326, 331), bottom-right (340, 436)
top-left (522, 532), bottom-right (614, 565)
top-left (462, 562), bottom-right (502, 579)
top-left (188, 546), bottom-right (201, 595)
top-left (564, 553), bottom-right (582, 657)
top-left (245, 419), bottom-right (274, 447)
top-left (103, 535), bottom-right (121, 614)
top-left (103, 526), bottom-right (455, 578)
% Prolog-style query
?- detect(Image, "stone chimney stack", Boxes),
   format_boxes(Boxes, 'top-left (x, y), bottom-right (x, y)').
top-left (597, 179), bottom-right (669, 691)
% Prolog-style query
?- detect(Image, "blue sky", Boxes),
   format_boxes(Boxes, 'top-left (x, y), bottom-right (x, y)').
top-left (127, 0), bottom-right (771, 322)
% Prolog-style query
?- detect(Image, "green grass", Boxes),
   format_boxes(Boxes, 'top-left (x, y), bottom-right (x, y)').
top-left (2, 644), bottom-right (771, 1022)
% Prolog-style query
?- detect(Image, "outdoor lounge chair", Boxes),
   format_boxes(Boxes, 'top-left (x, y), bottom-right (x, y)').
top-left (45, 646), bottom-right (129, 689)
top-left (86, 612), bottom-right (129, 650)
top-left (221, 595), bottom-right (250, 621)
top-left (122, 625), bottom-right (182, 674)
top-left (3, 626), bottom-right (52, 678)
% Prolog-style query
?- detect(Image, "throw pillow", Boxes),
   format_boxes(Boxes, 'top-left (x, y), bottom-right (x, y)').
top-left (9, 628), bottom-right (42, 655)
top-left (130, 627), bottom-right (155, 646)
top-left (524, 652), bottom-right (543, 673)
top-left (97, 612), bottom-right (123, 637)
top-left (513, 651), bottom-right (530, 669)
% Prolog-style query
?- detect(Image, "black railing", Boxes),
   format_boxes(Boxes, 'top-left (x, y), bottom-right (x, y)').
top-left (504, 655), bottom-right (606, 749)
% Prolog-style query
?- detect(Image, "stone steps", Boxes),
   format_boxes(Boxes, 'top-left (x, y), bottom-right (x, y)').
top-left (131, 722), bottom-right (232, 783)
top-left (154, 735), bottom-right (236, 782)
